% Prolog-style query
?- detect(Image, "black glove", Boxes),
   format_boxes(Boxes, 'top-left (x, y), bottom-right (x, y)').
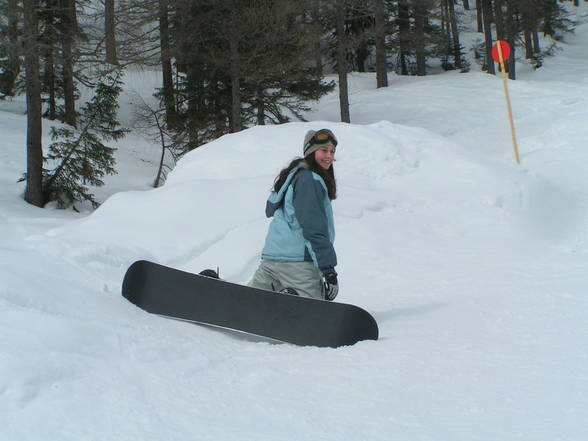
top-left (323, 271), bottom-right (339, 301)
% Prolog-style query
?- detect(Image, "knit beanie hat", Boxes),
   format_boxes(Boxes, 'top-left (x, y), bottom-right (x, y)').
top-left (303, 129), bottom-right (338, 158)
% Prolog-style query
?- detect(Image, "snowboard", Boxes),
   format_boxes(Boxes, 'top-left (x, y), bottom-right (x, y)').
top-left (122, 260), bottom-right (378, 348)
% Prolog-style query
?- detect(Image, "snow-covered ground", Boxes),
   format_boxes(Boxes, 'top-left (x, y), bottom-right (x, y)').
top-left (2, 5), bottom-right (588, 440)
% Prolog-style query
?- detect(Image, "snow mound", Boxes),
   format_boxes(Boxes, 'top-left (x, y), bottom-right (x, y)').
top-left (47, 120), bottom-right (532, 278)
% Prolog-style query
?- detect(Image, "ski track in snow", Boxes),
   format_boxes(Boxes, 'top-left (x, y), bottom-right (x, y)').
top-left (2, 5), bottom-right (588, 441)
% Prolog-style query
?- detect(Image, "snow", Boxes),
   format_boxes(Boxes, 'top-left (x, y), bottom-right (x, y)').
top-left (2, 5), bottom-right (588, 440)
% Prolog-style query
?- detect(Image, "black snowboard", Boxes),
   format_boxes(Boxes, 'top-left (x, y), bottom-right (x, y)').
top-left (122, 260), bottom-right (378, 348)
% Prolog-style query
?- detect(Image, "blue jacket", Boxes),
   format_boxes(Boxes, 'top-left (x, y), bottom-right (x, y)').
top-left (261, 163), bottom-right (337, 274)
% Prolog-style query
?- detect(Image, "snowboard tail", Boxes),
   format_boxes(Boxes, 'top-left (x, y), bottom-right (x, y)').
top-left (122, 260), bottom-right (378, 348)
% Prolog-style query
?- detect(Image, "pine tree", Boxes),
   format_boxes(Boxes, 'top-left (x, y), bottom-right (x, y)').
top-left (171, 0), bottom-right (333, 148)
top-left (0, 0), bottom-right (21, 97)
top-left (345, 2), bottom-right (374, 72)
top-left (539, 0), bottom-right (575, 40)
top-left (387, 0), bottom-right (445, 76)
top-left (43, 73), bottom-right (128, 209)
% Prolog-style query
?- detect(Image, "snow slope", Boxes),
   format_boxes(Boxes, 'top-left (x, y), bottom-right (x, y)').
top-left (1, 6), bottom-right (588, 441)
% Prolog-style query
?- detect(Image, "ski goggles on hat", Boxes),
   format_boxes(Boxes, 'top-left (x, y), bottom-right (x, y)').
top-left (309, 129), bottom-right (338, 147)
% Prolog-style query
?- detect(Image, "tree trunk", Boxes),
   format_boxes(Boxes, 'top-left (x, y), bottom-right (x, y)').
top-left (447, 0), bottom-right (463, 69)
top-left (41, 0), bottom-right (57, 120)
top-left (256, 87), bottom-right (266, 126)
top-left (523, 28), bottom-right (533, 59)
top-left (532, 26), bottom-right (540, 58)
top-left (522, 0), bottom-right (540, 57)
top-left (159, 0), bottom-right (177, 127)
top-left (397, 1), bottom-right (410, 75)
top-left (230, 34), bottom-right (242, 132)
top-left (44, 49), bottom-right (57, 120)
top-left (23, 0), bottom-right (45, 207)
top-left (481, 0), bottom-right (495, 74)
top-left (440, 0), bottom-right (449, 68)
top-left (336, 1), bottom-right (350, 123)
top-left (311, 1), bottom-right (323, 76)
top-left (505, 0), bottom-right (516, 80)
top-left (475, 0), bottom-right (483, 33)
top-left (522, 2), bottom-right (534, 59)
top-left (355, 45), bottom-right (368, 73)
top-left (494, 0), bottom-right (505, 40)
top-left (414, 2), bottom-right (426, 76)
top-left (60, 0), bottom-right (77, 127)
top-left (186, 72), bottom-right (199, 149)
top-left (1, 0), bottom-right (20, 96)
top-left (374, 0), bottom-right (388, 87)
top-left (105, 0), bottom-right (118, 65)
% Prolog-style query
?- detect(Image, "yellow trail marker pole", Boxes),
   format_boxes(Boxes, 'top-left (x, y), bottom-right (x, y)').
top-left (496, 41), bottom-right (521, 165)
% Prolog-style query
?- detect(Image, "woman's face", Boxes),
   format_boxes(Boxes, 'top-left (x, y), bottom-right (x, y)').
top-left (314, 144), bottom-right (336, 170)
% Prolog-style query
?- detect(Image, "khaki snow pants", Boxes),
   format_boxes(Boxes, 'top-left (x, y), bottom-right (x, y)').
top-left (248, 260), bottom-right (325, 300)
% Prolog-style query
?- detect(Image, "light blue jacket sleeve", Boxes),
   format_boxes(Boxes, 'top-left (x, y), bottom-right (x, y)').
top-left (292, 170), bottom-right (337, 273)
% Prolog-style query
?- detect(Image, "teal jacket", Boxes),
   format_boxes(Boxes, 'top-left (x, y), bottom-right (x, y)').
top-left (261, 163), bottom-right (337, 274)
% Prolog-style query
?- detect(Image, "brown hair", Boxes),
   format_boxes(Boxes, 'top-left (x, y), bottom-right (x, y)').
top-left (273, 155), bottom-right (337, 200)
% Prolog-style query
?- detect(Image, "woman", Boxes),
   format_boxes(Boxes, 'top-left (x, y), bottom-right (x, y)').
top-left (249, 128), bottom-right (339, 301)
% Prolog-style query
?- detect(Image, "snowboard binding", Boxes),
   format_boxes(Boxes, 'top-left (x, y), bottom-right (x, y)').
top-left (279, 287), bottom-right (299, 296)
top-left (199, 268), bottom-right (220, 279)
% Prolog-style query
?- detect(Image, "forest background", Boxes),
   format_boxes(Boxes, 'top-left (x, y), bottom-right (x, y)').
top-left (0, 0), bottom-right (582, 209)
